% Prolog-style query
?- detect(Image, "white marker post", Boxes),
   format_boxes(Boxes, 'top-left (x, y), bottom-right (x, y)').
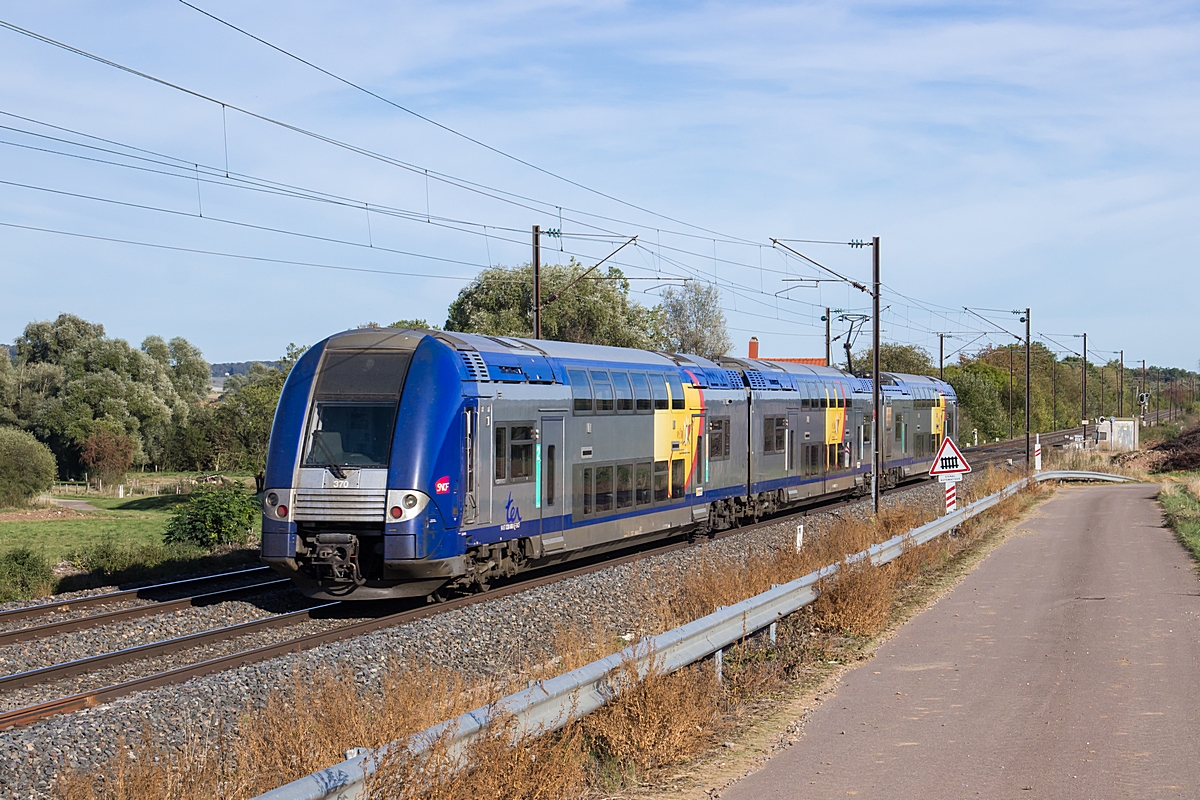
top-left (930, 437), bottom-right (972, 514)
top-left (1034, 433), bottom-right (1042, 472)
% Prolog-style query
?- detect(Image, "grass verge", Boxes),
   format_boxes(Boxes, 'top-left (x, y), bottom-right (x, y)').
top-left (1158, 477), bottom-right (1200, 562)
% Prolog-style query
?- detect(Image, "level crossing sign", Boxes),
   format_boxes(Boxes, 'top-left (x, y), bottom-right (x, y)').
top-left (930, 438), bottom-right (970, 512)
top-left (929, 437), bottom-right (971, 478)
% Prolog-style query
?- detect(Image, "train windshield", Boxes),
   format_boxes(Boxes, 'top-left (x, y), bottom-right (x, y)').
top-left (302, 349), bottom-right (412, 469)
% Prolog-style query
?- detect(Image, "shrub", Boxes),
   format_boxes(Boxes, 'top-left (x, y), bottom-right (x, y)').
top-left (0, 546), bottom-right (55, 601)
top-left (163, 488), bottom-right (259, 549)
top-left (0, 426), bottom-right (58, 507)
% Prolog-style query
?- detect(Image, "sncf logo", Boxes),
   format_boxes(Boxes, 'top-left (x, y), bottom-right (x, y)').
top-left (435, 476), bottom-right (450, 494)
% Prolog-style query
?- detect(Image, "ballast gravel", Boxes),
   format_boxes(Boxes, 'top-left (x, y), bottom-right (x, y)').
top-left (0, 470), bottom-right (1011, 799)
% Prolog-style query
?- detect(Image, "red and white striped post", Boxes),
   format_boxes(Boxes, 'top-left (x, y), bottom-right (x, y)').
top-left (1034, 433), bottom-right (1042, 472)
top-left (944, 479), bottom-right (957, 512)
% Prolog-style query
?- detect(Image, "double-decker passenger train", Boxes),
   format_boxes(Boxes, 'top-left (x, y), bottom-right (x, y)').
top-left (260, 328), bottom-right (958, 600)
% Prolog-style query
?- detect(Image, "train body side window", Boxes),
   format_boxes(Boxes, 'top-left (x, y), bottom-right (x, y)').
top-left (569, 369), bottom-right (593, 413)
top-left (595, 466), bottom-right (613, 513)
top-left (635, 462), bottom-right (652, 506)
top-left (648, 374), bottom-right (670, 410)
top-left (545, 445), bottom-right (556, 506)
top-left (801, 398), bottom-right (811, 410)
top-left (666, 372), bottom-right (686, 410)
top-left (613, 372), bottom-right (634, 412)
top-left (582, 467), bottom-right (593, 515)
top-left (494, 427), bottom-right (507, 482)
top-left (763, 417), bottom-right (786, 454)
top-left (671, 459), bottom-right (685, 498)
top-left (630, 373), bottom-right (653, 413)
top-left (591, 370), bottom-right (614, 413)
top-left (653, 461), bottom-right (669, 502)
top-left (616, 463), bottom-right (633, 509)
top-left (708, 417), bottom-right (730, 461)
top-left (509, 425), bottom-right (535, 481)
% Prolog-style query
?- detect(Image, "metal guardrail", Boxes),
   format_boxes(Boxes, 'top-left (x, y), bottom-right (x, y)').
top-left (256, 470), bottom-right (1136, 800)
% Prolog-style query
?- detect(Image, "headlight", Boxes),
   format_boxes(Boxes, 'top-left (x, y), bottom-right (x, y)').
top-left (403, 494), bottom-right (418, 509)
top-left (266, 492), bottom-right (279, 507)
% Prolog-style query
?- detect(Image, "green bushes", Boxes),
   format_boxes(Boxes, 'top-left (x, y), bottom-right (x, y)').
top-left (164, 487), bottom-right (259, 549)
top-left (0, 427), bottom-right (57, 508)
top-left (0, 546), bottom-right (55, 601)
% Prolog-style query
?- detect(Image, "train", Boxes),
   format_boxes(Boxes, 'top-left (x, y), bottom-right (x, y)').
top-left (260, 328), bottom-right (958, 600)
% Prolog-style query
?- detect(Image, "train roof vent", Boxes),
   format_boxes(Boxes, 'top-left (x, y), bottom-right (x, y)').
top-left (459, 351), bottom-right (489, 382)
top-left (726, 369), bottom-right (746, 388)
top-left (744, 370), bottom-right (771, 390)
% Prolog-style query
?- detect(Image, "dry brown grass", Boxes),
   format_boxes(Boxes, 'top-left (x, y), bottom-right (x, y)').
top-left (56, 665), bottom-right (487, 800)
top-left (583, 657), bottom-right (720, 779)
top-left (364, 715), bottom-right (588, 800)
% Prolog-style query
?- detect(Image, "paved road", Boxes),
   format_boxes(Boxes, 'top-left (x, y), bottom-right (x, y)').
top-left (47, 497), bottom-right (100, 512)
top-left (722, 484), bottom-right (1200, 799)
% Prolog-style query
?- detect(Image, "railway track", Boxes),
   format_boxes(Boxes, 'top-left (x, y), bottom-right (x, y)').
top-left (0, 422), bottom-right (1127, 732)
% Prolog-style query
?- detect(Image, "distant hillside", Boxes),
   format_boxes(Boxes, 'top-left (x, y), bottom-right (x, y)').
top-left (210, 360), bottom-right (276, 377)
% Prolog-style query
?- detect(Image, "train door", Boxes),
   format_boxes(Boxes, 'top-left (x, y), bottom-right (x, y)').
top-left (691, 413), bottom-right (706, 497)
top-left (787, 411), bottom-right (799, 476)
top-left (539, 416), bottom-right (565, 548)
top-left (463, 404), bottom-right (479, 524)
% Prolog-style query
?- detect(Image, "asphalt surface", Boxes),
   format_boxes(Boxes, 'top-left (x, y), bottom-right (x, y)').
top-left (722, 484), bottom-right (1200, 799)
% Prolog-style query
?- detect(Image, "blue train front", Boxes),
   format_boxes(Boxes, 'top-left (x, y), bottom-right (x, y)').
top-left (260, 328), bottom-right (471, 599)
top-left (260, 328), bottom-right (959, 601)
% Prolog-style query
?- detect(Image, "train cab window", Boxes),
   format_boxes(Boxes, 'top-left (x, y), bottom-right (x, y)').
top-left (671, 459), bottom-right (685, 498)
top-left (595, 466), bottom-right (613, 513)
top-left (616, 463), bottom-right (633, 509)
top-left (709, 417), bottom-right (730, 461)
top-left (613, 373), bottom-right (634, 412)
top-left (494, 427), bottom-right (507, 481)
top-left (630, 373), bottom-right (653, 413)
top-left (648, 374), bottom-right (670, 410)
top-left (568, 369), bottom-right (593, 413)
top-left (545, 445), bottom-right (556, 506)
top-left (653, 461), bottom-right (669, 502)
top-left (509, 425), bottom-right (535, 480)
top-left (591, 371), bottom-right (614, 413)
top-left (635, 462), bottom-right (652, 506)
top-left (666, 372), bottom-right (687, 410)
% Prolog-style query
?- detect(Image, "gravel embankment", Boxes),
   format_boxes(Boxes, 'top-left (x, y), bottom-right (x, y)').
top-left (0, 471), bottom-right (1011, 799)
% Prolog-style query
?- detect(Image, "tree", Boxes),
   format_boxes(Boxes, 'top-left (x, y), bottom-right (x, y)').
top-left (388, 318), bottom-right (439, 330)
top-left (7, 314), bottom-right (202, 473)
top-left (445, 261), bottom-right (656, 348)
top-left (944, 361), bottom-right (1008, 441)
top-left (651, 281), bottom-right (731, 361)
top-left (80, 428), bottom-right (135, 482)
top-left (0, 427), bottom-right (57, 507)
top-left (851, 344), bottom-right (936, 376)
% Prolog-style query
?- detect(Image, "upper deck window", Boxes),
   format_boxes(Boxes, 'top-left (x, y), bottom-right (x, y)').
top-left (568, 369), bottom-right (593, 413)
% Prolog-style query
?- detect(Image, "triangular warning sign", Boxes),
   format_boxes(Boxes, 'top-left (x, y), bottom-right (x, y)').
top-left (929, 437), bottom-right (972, 476)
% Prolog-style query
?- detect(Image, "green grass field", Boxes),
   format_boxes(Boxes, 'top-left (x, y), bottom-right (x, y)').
top-left (0, 494), bottom-right (191, 563)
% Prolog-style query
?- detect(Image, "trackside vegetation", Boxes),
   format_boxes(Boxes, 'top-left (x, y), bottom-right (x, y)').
top-left (56, 469), bottom-right (1048, 800)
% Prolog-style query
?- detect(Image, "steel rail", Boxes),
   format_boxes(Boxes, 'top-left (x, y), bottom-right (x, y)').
top-left (258, 469), bottom-right (1136, 800)
top-left (0, 579), bottom-right (292, 646)
top-left (0, 600), bottom-right (340, 692)
top-left (0, 565), bottom-right (272, 625)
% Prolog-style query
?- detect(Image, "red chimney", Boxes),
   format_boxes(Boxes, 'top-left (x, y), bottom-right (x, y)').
top-left (748, 336), bottom-right (759, 359)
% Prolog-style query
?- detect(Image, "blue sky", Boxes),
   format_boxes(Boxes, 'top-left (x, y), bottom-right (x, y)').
top-left (1, 1), bottom-right (1197, 368)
